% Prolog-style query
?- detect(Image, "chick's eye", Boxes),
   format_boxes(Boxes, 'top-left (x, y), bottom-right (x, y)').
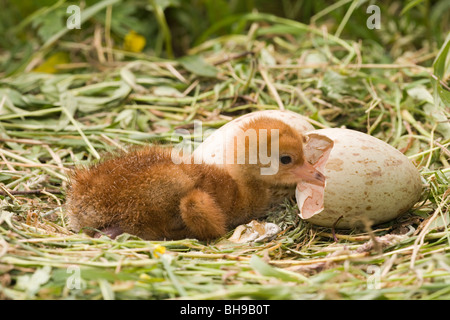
top-left (280, 155), bottom-right (292, 165)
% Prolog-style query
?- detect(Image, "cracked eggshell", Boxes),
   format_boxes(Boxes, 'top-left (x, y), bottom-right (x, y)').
top-left (228, 220), bottom-right (281, 243)
top-left (296, 128), bottom-right (423, 228)
top-left (193, 110), bottom-right (314, 166)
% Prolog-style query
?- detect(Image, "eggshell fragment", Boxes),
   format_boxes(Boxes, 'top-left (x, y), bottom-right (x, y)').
top-left (296, 128), bottom-right (423, 228)
top-left (193, 110), bottom-right (314, 166)
top-left (228, 220), bottom-right (281, 243)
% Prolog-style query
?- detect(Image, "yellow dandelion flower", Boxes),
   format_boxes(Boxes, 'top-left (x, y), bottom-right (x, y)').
top-left (123, 30), bottom-right (146, 53)
top-left (32, 52), bottom-right (70, 74)
top-left (152, 244), bottom-right (166, 258)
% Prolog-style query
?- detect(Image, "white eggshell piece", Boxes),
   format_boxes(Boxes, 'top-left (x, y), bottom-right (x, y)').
top-left (193, 110), bottom-right (314, 166)
top-left (228, 220), bottom-right (281, 243)
top-left (296, 128), bottom-right (423, 228)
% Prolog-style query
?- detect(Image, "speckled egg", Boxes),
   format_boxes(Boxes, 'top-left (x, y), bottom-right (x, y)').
top-left (296, 128), bottom-right (423, 228)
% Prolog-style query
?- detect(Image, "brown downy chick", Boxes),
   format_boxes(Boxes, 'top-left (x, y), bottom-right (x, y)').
top-left (66, 117), bottom-right (324, 241)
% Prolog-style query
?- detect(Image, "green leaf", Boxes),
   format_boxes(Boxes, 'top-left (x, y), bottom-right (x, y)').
top-left (56, 87), bottom-right (78, 131)
top-left (41, 0), bottom-right (122, 51)
top-left (153, 86), bottom-right (184, 97)
top-left (400, 0), bottom-right (426, 16)
top-left (32, 7), bottom-right (66, 43)
top-left (99, 279), bottom-right (115, 300)
top-left (74, 81), bottom-right (132, 113)
top-left (250, 255), bottom-right (308, 283)
top-left (16, 266), bottom-right (52, 298)
top-left (432, 33), bottom-right (450, 109)
top-left (95, 3), bottom-right (143, 37)
top-left (429, 211), bottom-right (450, 230)
top-left (115, 109), bottom-right (135, 128)
top-left (423, 103), bottom-right (450, 139)
top-left (153, 0), bottom-right (181, 11)
top-left (406, 86), bottom-right (434, 104)
top-left (433, 33), bottom-right (450, 79)
top-left (437, 85), bottom-right (450, 105)
top-left (179, 55), bottom-right (218, 78)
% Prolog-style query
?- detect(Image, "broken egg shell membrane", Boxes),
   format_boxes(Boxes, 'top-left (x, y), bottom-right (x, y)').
top-left (296, 134), bottom-right (333, 219)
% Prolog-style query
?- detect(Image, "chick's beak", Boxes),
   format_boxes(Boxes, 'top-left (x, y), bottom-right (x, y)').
top-left (292, 161), bottom-right (326, 186)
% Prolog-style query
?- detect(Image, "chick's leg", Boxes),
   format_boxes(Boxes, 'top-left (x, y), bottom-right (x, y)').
top-left (180, 189), bottom-right (227, 240)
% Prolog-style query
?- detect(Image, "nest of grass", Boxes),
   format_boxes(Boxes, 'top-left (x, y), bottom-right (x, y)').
top-left (0, 11), bottom-right (449, 300)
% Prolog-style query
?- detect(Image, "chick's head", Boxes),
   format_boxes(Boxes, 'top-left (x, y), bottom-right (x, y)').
top-left (229, 117), bottom-right (325, 186)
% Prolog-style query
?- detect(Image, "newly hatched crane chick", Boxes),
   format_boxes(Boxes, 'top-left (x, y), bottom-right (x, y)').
top-left (66, 117), bottom-right (324, 241)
